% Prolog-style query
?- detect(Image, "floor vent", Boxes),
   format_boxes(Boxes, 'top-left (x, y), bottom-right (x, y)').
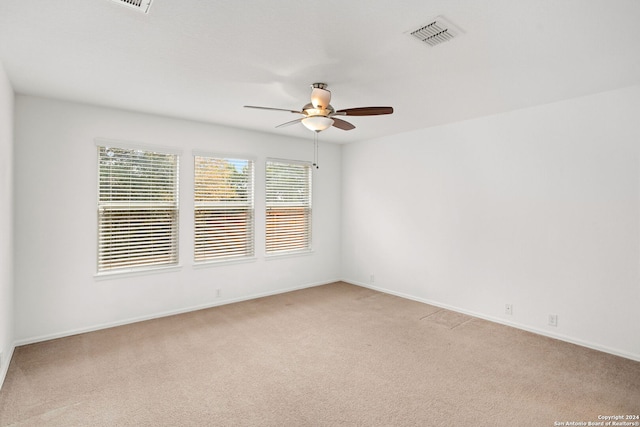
top-left (110, 0), bottom-right (153, 14)
top-left (408, 16), bottom-right (463, 47)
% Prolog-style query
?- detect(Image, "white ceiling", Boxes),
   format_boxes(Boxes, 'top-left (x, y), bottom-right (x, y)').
top-left (1, 0), bottom-right (639, 144)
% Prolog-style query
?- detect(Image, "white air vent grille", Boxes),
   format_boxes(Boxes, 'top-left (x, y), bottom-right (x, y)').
top-left (110, 0), bottom-right (153, 14)
top-left (409, 16), bottom-right (463, 47)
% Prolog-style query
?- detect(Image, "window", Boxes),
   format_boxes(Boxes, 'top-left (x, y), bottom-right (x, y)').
top-left (194, 156), bottom-right (254, 262)
top-left (265, 160), bottom-right (312, 254)
top-left (97, 145), bottom-right (179, 272)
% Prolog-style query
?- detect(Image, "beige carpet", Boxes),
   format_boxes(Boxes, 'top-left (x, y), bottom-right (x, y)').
top-left (1, 282), bottom-right (639, 426)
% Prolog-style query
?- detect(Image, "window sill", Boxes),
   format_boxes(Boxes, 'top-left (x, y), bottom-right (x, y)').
top-left (94, 264), bottom-right (183, 281)
top-left (265, 250), bottom-right (314, 261)
top-left (193, 257), bottom-right (257, 269)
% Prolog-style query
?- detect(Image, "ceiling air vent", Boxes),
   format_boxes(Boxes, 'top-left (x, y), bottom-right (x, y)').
top-left (110, 0), bottom-right (153, 14)
top-left (408, 16), bottom-right (463, 47)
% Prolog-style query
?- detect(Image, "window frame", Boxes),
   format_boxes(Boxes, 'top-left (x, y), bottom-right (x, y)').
top-left (193, 153), bottom-right (256, 264)
top-left (265, 158), bottom-right (313, 256)
top-left (95, 139), bottom-right (181, 276)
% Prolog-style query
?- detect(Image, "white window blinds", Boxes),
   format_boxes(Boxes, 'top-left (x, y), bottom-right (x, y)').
top-left (194, 156), bottom-right (254, 262)
top-left (265, 160), bottom-right (312, 254)
top-left (98, 145), bottom-right (179, 272)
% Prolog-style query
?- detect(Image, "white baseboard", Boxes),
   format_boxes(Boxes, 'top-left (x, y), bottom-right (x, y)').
top-left (345, 279), bottom-right (640, 363)
top-left (0, 344), bottom-right (15, 391)
top-left (14, 278), bottom-right (340, 347)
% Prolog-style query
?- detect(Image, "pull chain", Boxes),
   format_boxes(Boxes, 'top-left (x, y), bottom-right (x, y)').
top-left (313, 131), bottom-right (319, 169)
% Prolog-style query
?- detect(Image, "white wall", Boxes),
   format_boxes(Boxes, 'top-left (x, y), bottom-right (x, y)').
top-left (342, 85), bottom-right (640, 360)
top-left (13, 95), bottom-right (341, 343)
top-left (0, 61), bottom-right (14, 386)
top-left (10, 86), bottom-right (640, 362)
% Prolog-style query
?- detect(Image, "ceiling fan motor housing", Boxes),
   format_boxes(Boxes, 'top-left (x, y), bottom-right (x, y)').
top-left (302, 103), bottom-right (334, 117)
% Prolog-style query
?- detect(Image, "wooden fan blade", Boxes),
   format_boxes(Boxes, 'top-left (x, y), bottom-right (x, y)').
top-left (332, 117), bottom-right (355, 131)
top-left (335, 107), bottom-right (394, 116)
top-left (244, 105), bottom-right (304, 114)
top-left (276, 118), bottom-right (304, 128)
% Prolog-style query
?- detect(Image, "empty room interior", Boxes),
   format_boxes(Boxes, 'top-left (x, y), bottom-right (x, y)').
top-left (0, 0), bottom-right (639, 425)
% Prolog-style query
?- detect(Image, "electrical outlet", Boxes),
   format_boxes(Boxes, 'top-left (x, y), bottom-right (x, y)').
top-left (505, 304), bottom-right (513, 315)
top-left (370, 274), bottom-right (375, 284)
top-left (0, 351), bottom-right (2, 367)
top-left (216, 289), bottom-right (221, 298)
top-left (548, 314), bottom-right (558, 327)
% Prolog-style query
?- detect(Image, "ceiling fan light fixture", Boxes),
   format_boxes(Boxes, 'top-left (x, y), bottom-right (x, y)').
top-left (302, 116), bottom-right (334, 132)
top-left (310, 83), bottom-right (331, 109)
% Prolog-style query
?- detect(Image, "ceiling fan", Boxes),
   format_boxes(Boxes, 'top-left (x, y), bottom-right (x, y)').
top-left (244, 83), bottom-right (393, 132)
